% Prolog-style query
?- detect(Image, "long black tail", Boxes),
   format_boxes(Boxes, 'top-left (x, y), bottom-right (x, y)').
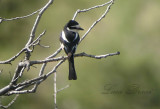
top-left (68, 55), bottom-right (77, 80)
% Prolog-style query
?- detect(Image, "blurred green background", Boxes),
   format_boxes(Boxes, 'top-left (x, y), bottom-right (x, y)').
top-left (0, 0), bottom-right (160, 109)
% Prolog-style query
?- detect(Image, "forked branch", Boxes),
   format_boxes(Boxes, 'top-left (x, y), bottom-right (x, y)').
top-left (0, 0), bottom-right (118, 109)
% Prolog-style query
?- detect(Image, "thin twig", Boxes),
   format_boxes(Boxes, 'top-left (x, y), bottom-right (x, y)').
top-left (72, 0), bottom-right (114, 43)
top-left (0, 95), bottom-right (19, 109)
top-left (80, 0), bottom-right (114, 43)
top-left (2, 9), bottom-right (41, 22)
top-left (72, 0), bottom-right (113, 20)
top-left (53, 72), bottom-right (57, 109)
top-left (0, 48), bottom-right (26, 64)
top-left (30, 30), bottom-right (46, 46)
top-left (48, 47), bottom-right (62, 59)
top-left (75, 51), bottom-right (120, 59)
top-left (39, 47), bottom-right (62, 76)
top-left (25, 0), bottom-right (54, 47)
top-left (57, 85), bottom-right (70, 93)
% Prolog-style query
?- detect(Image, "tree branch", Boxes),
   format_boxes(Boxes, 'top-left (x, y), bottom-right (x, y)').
top-left (0, 9), bottom-right (41, 23)
top-left (0, 0), bottom-right (53, 64)
top-left (0, 48), bottom-right (26, 64)
top-left (72, 0), bottom-right (114, 43)
top-left (75, 51), bottom-right (120, 59)
top-left (25, 0), bottom-right (54, 47)
top-left (0, 95), bottom-right (19, 109)
top-left (0, 0), bottom-right (119, 109)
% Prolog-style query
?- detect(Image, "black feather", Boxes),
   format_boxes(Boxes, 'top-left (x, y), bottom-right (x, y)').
top-left (68, 55), bottom-right (77, 80)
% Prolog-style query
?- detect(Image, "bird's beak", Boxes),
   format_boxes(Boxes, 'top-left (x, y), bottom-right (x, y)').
top-left (77, 25), bottom-right (84, 30)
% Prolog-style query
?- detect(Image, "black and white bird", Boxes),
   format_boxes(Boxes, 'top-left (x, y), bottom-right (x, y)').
top-left (60, 20), bottom-right (84, 80)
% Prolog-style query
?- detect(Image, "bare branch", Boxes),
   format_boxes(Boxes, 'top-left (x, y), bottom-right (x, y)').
top-left (0, 95), bottom-right (19, 109)
top-left (48, 47), bottom-right (62, 59)
top-left (1, 9), bottom-right (41, 23)
top-left (0, 48), bottom-right (25, 64)
top-left (0, 1), bottom-right (119, 109)
top-left (30, 30), bottom-right (46, 46)
top-left (31, 30), bottom-right (50, 49)
top-left (0, 59), bottom-right (65, 96)
top-left (25, 0), bottom-right (54, 47)
top-left (0, 0), bottom-right (52, 64)
top-left (39, 47), bottom-right (62, 76)
top-left (75, 51), bottom-right (120, 59)
top-left (72, 0), bottom-right (113, 20)
top-left (57, 85), bottom-right (70, 93)
top-left (72, 0), bottom-right (114, 43)
top-left (28, 51), bottom-right (120, 66)
top-left (46, 59), bottom-right (66, 77)
top-left (53, 72), bottom-right (57, 109)
top-left (80, 0), bottom-right (114, 43)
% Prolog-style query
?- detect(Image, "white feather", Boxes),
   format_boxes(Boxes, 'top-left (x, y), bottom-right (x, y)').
top-left (62, 31), bottom-right (69, 43)
top-left (73, 32), bottom-right (78, 42)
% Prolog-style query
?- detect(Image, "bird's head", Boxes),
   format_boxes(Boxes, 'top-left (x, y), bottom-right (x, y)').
top-left (65, 20), bottom-right (84, 32)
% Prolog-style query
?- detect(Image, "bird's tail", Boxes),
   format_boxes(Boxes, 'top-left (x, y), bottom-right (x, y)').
top-left (68, 54), bottom-right (77, 80)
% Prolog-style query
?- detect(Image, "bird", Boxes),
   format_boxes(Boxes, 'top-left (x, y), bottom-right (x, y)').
top-left (60, 20), bottom-right (84, 80)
